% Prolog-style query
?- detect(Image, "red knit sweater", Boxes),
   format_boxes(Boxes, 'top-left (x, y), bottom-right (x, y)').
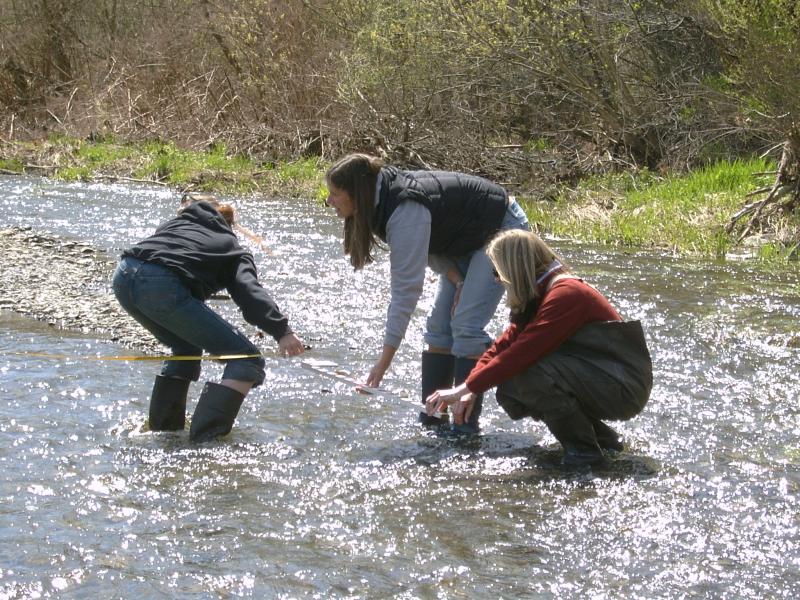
top-left (466, 277), bottom-right (621, 394)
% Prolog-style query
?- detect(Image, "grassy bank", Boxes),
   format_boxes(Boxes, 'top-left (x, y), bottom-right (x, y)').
top-left (522, 157), bottom-right (799, 261)
top-left (1, 136), bottom-right (797, 261)
top-left (0, 135), bottom-right (329, 201)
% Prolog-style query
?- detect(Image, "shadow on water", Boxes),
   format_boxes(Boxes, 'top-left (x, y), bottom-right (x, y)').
top-left (369, 431), bottom-right (661, 480)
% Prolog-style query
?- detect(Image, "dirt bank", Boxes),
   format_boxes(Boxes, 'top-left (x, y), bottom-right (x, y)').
top-left (0, 226), bottom-right (160, 353)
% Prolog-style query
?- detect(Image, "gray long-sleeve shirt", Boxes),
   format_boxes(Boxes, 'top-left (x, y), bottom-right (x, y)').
top-left (384, 200), bottom-right (431, 348)
top-left (383, 202), bottom-right (459, 349)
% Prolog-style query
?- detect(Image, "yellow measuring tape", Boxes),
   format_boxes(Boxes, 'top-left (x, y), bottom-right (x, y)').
top-left (9, 352), bottom-right (263, 361)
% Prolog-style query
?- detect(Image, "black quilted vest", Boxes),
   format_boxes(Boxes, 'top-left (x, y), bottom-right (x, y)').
top-left (372, 166), bottom-right (508, 256)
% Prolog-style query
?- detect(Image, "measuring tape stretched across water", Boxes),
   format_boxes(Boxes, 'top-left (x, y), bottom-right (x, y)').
top-left (9, 351), bottom-right (263, 361)
top-left (11, 352), bottom-right (443, 417)
top-left (301, 358), bottom-right (445, 417)
top-left (300, 358), bottom-right (390, 396)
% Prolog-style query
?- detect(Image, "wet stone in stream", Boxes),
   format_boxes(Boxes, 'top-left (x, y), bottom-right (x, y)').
top-left (0, 226), bottom-right (159, 353)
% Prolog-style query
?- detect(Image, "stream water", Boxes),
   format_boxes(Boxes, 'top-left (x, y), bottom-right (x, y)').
top-left (0, 175), bottom-right (798, 598)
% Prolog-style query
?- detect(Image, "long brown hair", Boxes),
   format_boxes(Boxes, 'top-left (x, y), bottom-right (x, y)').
top-left (326, 153), bottom-right (384, 270)
top-left (486, 229), bottom-right (568, 314)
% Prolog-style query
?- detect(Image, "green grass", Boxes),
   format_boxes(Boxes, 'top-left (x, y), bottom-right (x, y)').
top-left (134, 141), bottom-right (257, 193)
top-left (51, 136), bottom-right (136, 180)
top-left (75, 139), bottom-right (135, 165)
top-left (523, 158), bottom-right (777, 258)
top-left (1, 135), bottom-right (326, 198)
top-left (0, 157), bottom-right (23, 172)
top-left (256, 157), bottom-right (329, 200)
top-left (128, 142), bottom-right (326, 197)
top-left (57, 166), bottom-right (93, 182)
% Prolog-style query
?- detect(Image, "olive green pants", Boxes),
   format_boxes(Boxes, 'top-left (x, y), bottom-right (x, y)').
top-left (495, 320), bottom-right (652, 424)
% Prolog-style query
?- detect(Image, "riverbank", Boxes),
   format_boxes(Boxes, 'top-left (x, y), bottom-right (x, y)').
top-left (0, 135), bottom-right (328, 201)
top-left (2, 136), bottom-right (798, 262)
top-left (0, 226), bottom-right (158, 353)
top-left (523, 157), bottom-right (800, 261)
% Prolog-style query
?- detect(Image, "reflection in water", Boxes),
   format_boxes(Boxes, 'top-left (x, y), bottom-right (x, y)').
top-left (0, 175), bottom-right (798, 598)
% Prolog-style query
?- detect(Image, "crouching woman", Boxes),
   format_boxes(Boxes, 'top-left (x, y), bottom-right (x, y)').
top-left (426, 229), bottom-right (652, 466)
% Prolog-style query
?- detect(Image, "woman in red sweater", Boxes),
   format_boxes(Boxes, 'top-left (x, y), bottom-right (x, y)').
top-left (426, 229), bottom-right (652, 466)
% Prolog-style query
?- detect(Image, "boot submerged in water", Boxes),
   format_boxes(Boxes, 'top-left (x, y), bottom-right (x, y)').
top-left (544, 410), bottom-right (606, 467)
top-left (418, 351), bottom-right (455, 428)
top-left (589, 417), bottom-right (624, 453)
top-left (443, 357), bottom-right (483, 437)
top-left (149, 375), bottom-right (190, 431)
top-left (189, 382), bottom-right (245, 442)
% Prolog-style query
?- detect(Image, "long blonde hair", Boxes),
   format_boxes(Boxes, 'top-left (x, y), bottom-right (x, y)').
top-left (325, 153), bottom-right (384, 270)
top-left (486, 229), bottom-right (568, 314)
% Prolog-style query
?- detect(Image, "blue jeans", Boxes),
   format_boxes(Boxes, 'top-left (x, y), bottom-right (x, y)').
top-left (111, 257), bottom-right (266, 384)
top-left (425, 199), bottom-right (530, 357)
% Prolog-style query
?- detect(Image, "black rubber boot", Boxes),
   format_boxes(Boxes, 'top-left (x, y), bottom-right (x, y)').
top-left (148, 375), bottom-right (190, 431)
top-left (418, 351), bottom-right (455, 427)
top-left (589, 417), bottom-right (624, 452)
top-left (446, 357), bottom-right (482, 436)
top-left (189, 382), bottom-right (246, 442)
top-left (544, 411), bottom-right (606, 466)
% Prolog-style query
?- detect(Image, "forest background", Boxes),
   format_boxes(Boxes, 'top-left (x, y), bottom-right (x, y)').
top-left (1, 0), bottom-right (799, 259)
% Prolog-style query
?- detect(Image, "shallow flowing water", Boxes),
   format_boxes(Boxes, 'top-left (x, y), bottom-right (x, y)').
top-left (1, 175), bottom-right (798, 598)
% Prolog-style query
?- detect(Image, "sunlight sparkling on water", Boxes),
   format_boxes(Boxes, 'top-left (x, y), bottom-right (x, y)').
top-left (0, 175), bottom-right (799, 597)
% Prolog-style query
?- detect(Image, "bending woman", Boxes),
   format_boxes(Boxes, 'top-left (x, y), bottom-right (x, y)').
top-left (426, 230), bottom-right (652, 465)
top-left (325, 153), bottom-right (529, 434)
top-left (112, 193), bottom-right (304, 442)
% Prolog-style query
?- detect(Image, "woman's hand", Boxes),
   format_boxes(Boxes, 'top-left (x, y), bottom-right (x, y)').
top-left (426, 383), bottom-right (475, 423)
top-left (363, 344), bottom-right (397, 389)
top-left (451, 393), bottom-right (476, 425)
top-left (364, 363), bottom-right (387, 388)
top-left (278, 333), bottom-right (305, 357)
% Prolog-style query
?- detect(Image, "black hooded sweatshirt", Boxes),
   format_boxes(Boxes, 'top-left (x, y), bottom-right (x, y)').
top-left (122, 201), bottom-right (291, 341)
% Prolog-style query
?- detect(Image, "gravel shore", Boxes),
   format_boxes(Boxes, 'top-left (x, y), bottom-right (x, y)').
top-left (0, 226), bottom-right (160, 353)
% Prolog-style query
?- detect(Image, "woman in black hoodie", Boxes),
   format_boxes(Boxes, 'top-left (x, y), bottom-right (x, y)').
top-left (112, 193), bottom-right (304, 441)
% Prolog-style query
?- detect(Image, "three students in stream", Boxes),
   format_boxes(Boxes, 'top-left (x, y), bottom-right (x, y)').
top-left (113, 158), bottom-right (651, 463)
top-left (112, 193), bottom-right (304, 442)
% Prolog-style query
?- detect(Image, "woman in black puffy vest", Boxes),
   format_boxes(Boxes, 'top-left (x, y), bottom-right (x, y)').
top-left (325, 153), bottom-right (529, 435)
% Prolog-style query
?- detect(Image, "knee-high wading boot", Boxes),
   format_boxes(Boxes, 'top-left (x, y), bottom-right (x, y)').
top-left (189, 382), bottom-right (245, 442)
top-left (588, 417), bottom-right (624, 452)
top-left (149, 375), bottom-right (190, 431)
top-left (447, 357), bottom-right (482, 435)
top-left (418, 351), bottom-right (455, 427)
top-left (543, 410), bottom-right (605, 466)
